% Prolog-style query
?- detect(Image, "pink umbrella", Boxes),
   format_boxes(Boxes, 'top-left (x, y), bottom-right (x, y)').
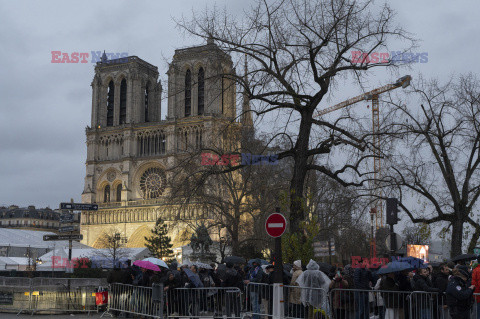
top-left (133, 260), bottom-right (161, 272)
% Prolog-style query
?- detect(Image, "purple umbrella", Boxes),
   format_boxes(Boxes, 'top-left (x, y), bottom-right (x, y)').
top-left (133, 260), bottom-right (161, 272)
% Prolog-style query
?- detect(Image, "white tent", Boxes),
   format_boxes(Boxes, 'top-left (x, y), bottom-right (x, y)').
top-left (36, 247), bottom-right (150, 271)
top-left (0, 257), bottom-right (30, 270)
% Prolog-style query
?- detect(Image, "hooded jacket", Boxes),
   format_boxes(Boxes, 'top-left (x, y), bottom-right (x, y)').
top-left (446, 275), bottom-right (474, 310)
top-left (472, 263), bottom-right (480, 302)
top-left (296, 260), bottom-right (331, 309)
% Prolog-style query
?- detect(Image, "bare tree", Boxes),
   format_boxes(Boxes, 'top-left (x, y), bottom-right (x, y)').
top-left (177, 0), bottom-right (415, 232)
top-left (402, 225), bottom-right (431, 245)
top-left (167, 133), bottom-right (288, 255)
top-left (384, 74), bottom-right (480, 256)
top-left (95, 227), bottom-right (129, 268)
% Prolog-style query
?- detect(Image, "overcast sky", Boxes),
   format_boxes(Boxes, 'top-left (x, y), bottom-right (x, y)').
top-left (1, 0), bottom-right (479, 209)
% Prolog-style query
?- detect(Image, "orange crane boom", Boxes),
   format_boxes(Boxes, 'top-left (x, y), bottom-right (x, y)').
top-left (315, 75), bottom-right (411, 118)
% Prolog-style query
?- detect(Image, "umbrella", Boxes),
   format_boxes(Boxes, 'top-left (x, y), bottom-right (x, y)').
top-left (248, 259), bottom-right (269, 266)
top-left (143, 257), bottom-right (169, 269)
top-left (376, 261), bottom-right (414, 275)
top-left (316, 262), bottom-right (334, 275)
top-left (224, 256), bottom-right (246, 264)
top-left (397, 256), bottom-right (425, 269)
top-left (194, 261), bottom-right (213, 270)
top-left (183, 268), bottom-right (203, 287)
top-left (133, 260), bottom-right (161, 272)
top-left (451, 254), bottom-right (477, 262)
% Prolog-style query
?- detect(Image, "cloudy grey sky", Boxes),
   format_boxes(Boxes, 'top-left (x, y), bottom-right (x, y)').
top-left (0, 0), bottom-right (479, 209)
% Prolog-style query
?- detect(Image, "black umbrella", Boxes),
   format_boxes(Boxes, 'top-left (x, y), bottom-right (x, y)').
top-left (224, 256), bottom-right (246, 264)
top-left (283, 263), bottom-right (293, 273)
top-left (377, 262), bottom-right (415, 275)
top-left (317, 262), bottom-right (334, 275)
top-left (451, 253), bottom-right (477, 262)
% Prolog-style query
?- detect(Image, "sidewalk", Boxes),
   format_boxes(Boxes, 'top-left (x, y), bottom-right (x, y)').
top-left (1, 313), bottom-right (104, 319)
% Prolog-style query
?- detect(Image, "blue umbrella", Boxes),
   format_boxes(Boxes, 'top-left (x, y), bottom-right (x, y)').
top-left (377, 261), bottom-right (414, 275)
top-left (248, 259), bottom-right (269, 266)
top-left (396, 256), bottom-right (425, 269)
top-left (183, 268), bottom-right (203, 287)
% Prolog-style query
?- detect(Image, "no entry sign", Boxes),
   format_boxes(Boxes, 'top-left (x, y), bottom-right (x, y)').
top-left (265, 213), bottom-right (287, 238)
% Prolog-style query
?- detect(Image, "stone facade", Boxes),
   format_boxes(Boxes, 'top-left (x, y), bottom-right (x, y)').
top-left (81, 41), bottom-right (246, 249)
top-left (0, 205), bottom-right (76, 233)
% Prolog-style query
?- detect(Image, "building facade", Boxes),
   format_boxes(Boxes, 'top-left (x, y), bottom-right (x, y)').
top-left (81, 40), bottom-right (249, 249)
top-left (0, 205), bottom-right (67, 232)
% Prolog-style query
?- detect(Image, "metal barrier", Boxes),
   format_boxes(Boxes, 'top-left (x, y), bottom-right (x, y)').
top-left (329, 288), bottom-right (412, 319)
top-left (409, 290), bottom-right (450, 319)
top-left (473, 293), bottom-right (480, 319)
top-left (108, 283), bottom-right (164, 318)
top-left (283, 285), bottom-right (329, 319)
top-left (0, 277), bottom-right (105, 315)
top-left (0, 285), bottom-right (32, 314)
top-left (167, 287), bottom-right (242, 318)
top-left (245, 282), bottom-right (274, 319)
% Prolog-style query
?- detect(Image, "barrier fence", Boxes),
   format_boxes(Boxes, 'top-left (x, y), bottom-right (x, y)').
top-left (5, 279), bottom-right (480, 318)
top-left (108, 283), bottom-right (163, 318)
top-left (283, 285), bottom-right (329, 319)
top-left (106, 284), bottom-right (480, 319)
top-left (0, 277), bottom-right (106, 315)
top-left (167, 287), bottom-right (242, 318)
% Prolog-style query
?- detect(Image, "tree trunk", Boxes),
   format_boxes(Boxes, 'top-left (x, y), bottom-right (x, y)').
top-left (451, 218), bottom-right (464, 257)
top-left (230, 220), bottom-right (240, 255)
top-left (289, 114), bottom-right (312, 232)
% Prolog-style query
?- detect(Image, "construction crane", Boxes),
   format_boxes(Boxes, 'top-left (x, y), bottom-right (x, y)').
top-left (315, 75), bottom-right (412, 256)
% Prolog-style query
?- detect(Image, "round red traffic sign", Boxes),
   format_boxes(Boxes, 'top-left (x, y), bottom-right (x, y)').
top-left (265, 213), bottom-right (287, 238)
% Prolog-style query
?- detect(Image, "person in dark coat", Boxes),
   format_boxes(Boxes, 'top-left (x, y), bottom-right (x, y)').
top-left (433, 264), bottom-right (451, 318)
top-left (380, 272), bottom-right (406, 319)
top-left (244, 260), bottom-right (265, 319)
top-left (164, 272), bottom-right (180, 315)
top-left (107, 267), bottom-right (125, 284)
top-left (446, 268), bottom-right (475, 319)
top-left (224, 262), bottom-right (243, 317)
top-left (411, 267), bottom-right (439, 319)
top-left (354, 264), bottom-right (373, 319)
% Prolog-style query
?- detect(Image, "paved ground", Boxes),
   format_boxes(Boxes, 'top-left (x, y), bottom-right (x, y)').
top-left (1, 313), bottom-right (105, 318)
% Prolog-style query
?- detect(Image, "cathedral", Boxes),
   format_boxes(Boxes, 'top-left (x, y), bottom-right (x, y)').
top-left (80, 39), bottom-right (252, 252)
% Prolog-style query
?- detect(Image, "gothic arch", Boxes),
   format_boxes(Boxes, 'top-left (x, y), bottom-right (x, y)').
top-left (102, 75), bottom-right (115, 87)
top-left (98, 168), bottom-right (121, 185)
top-left (127, 225), bottom-right (151, 248)
top-left (180, 63), bottom-right (193, 73)
top-left (91, 233), bottom-right (107, 249)
top-left (96, 180), bottom-right (110, 203)
top-left (193, 62), bottom-right (205, 73)
top-left (115, 73), bottom-right (128, 85)
top-left (112, 180), bottom-right (123, 202)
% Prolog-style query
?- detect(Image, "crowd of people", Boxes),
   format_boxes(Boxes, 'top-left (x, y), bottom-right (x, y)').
top-left (105, 257), bottom-right (480, 319)
top-left (329, 259), bottom-right (479, 319)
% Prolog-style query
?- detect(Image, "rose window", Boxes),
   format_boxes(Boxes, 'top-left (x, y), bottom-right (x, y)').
top-left (139, 167), bottom-right (166, 199)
